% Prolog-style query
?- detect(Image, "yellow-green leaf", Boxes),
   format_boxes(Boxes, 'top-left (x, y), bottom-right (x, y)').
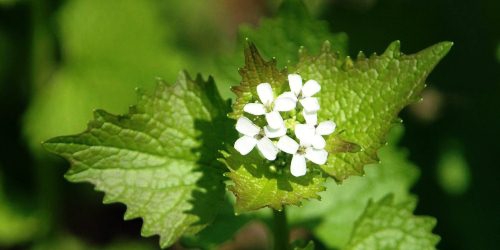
top-left (294, 41), bottom-right (453, 181)
top-left (44, 72), bottom-right (233, 248)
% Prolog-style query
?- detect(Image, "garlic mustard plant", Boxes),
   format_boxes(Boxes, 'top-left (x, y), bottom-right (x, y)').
top-left (43, 6), bottom-right (452, 246)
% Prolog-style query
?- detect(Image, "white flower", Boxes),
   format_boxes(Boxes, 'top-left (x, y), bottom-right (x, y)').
top-left (287, 74), bottom-right (321, 125)
top-left (276, 121), bottom-right (336, 177)
top-left (234, 116), bottom-right (280, 161)
top-left (243, 83), bottom-right (296, 129)
top-left (295, 121), bottom-right (336, 149)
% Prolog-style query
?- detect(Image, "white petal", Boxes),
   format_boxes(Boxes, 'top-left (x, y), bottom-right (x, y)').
top-left (300, 97), bottom-right (320, 112)
top-left (301, 79), bottom-right (321, 97)
top-left (264, 125), bottom-right (287, 138)
top-left (277, 135), bottom-right (299, 154)
top-left (265, 110), bottom-right (284, 129)
top-left (316, 121), bottom-right (336, 135)
top-left (305, 148), bottom-right (328, 165)
top-left (302, 110), bottom-right (318, 125)
top-left (257, 83), bottom-right (274, 106)
top-left (274, 92), bottom-right (297, 112)
top-left (236, 117), bottom-right (260, 136)
top-left (295, 123), bottom-right (315, 145)
top-left (243, 103), bottom-right (266, 115)
top-left (257, 137), bottom-right (278, 161)
top-left (277, 91), bottom-right (298, 101)
top-left (234, 136), bottom-right (258, 155)
top-left (291, 154), bottom-right (307, 177)
top-left (288, 74), bottom-right (303, 97)
top-left (312, 135), bottom-right (326, 149)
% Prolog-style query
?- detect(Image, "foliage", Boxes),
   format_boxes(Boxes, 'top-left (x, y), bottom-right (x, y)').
top-left (44, 72), bottom-right (233, 248)
top-left (294, 40), bottom-right (452, 181)
top-left (221, 148), bottom-right (325, 213)
top-left (344, 195), bottom-right (440, 250)
top-left (34, 0), bottom-right (454, 249)
top-left (287, 125), bottom-right (420, 248)
top-left (223, 40), bottom-right (450, 213)
top-left (213, 0), bottom-right (348, 99)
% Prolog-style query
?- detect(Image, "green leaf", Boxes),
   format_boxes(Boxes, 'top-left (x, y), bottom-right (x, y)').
top-left (287, 125), bottom-right (420, 248)
top-left (214, 0), bottom-right (348, 99)
top-left (181, 194), bottom-right (251, 249)
top-left (221, 148), bottom-right (325, 214)
top-left (228, 43), bottom-right (288, 119)
top-left (43, 72), bottom-right (233, 248)
top-left (344, 195), bottom-right (440, 250)
top-left (294, 41), bottom-right (452, 181)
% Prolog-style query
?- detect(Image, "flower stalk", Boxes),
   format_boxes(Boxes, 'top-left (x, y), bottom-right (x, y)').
top-left (273, 208), bottom-right (290, 250)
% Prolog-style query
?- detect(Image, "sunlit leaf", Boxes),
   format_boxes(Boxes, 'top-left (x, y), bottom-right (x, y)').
top-left (44, 72), bottom-right (233, 248)
top-left (288, 125), bottom-right (420, 248)
top-left (221, 148), bottom-right (325, 214)
top-left (294, 41), bottom-right (452, 181)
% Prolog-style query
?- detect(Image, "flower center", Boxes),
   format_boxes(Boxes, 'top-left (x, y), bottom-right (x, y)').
top-left (254, 130), bottom-right (265, 140)
top-left (265, 101), bottom-right (274, 112)
top-left (297, 146), bottom-right (307, 155)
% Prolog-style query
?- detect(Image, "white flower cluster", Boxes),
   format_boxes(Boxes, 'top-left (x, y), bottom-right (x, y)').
top-left (234, 74), bottom-right (336, 177)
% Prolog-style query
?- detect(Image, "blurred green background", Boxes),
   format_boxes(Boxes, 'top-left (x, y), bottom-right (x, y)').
top-left (0, 0), bottom-right (498, 249)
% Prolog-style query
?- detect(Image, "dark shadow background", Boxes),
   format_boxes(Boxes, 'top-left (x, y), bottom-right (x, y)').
top-left (0, 0), bottom-right (498, 249)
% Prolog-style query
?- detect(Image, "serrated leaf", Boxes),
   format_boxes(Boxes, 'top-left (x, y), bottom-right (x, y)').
top-left (294, 41), bottom-right (452, 181)
top-left (344, 195), bottom-right (440, 250)
top-left (287, 125), bottom-right (420, 248)
top-left (221, 148), bottom-right (325, 214)
top-left (44, 72), bottom-right (233, 248)
top-left (181, 195), bottom-right (251, 249)
top-left (228, 43), bottom-right (288, 119)
top-left (214, 0), bottom-right (347, 99)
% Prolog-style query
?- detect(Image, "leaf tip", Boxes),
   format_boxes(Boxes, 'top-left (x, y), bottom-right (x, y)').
top-left (436, 41), bottom-right (454, 56)
top-left (383, 40), bottom-right (401, 57)
top-left (321, 40), bottom-right (332, 52)
top-left (357, 50), bottom-right (366, 60)
top-left (41, 139), bottom-right (55, 152)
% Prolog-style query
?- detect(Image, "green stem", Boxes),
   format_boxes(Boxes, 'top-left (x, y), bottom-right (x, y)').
top-left (273, 208), bottom-right (290, 250)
